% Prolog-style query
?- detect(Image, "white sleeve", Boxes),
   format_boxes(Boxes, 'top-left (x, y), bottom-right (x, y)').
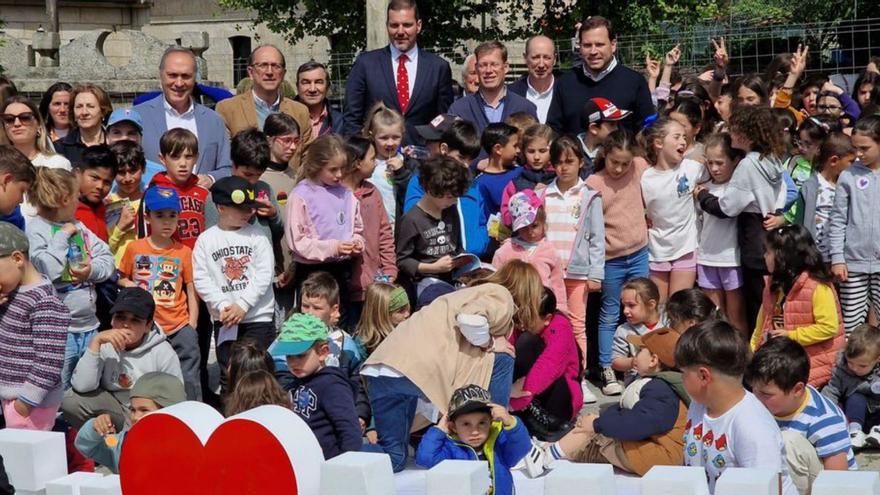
top-left (235, 233), bottom-right (275, 312)
top-left (192, 233), bottom-right (229, 315)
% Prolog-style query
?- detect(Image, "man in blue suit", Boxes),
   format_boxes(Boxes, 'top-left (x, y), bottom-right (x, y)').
top-left (134, 46), bottom-right (232, 187)
top-left (448, 41), bottom-right (538, 136)
top-left (343, 0), bottom-right (454, 145)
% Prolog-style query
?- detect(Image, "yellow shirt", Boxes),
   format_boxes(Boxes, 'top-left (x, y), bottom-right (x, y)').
top-left (750, 283), bottom-right (839, 351)
top-left (106, 193), bottom-right (142, 266)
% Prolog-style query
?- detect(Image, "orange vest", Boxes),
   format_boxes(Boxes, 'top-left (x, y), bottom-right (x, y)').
top-left (621, 400), bottom-right (687, 476)
top-left (754, 272), bottom-right (845, 388)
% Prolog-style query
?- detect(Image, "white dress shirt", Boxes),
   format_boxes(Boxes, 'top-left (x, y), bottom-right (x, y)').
top-left (526, 75), bottom-right (555, 123)
top-left (390, 43), bottom-right (419, 99)
top-left (583, 57), bottom-right (618, 83)
top-left (163, 97), bottom-right (198, 139)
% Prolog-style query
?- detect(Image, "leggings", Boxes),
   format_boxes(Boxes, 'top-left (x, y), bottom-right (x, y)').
top-left (838, 272), bottom-right (880, 335)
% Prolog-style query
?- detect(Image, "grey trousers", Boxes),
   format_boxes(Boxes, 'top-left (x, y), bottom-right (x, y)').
top-left (62, 388), bottom-right (130, 432)
top-left (167, 325), bottom-right (202, 401)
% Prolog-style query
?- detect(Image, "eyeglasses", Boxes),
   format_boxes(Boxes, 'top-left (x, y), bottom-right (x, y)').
top-left (817, 104), bottom-right (842, 112)
top-left (1, 113), bottom-right (36, 125)
top-left (251, 62), bottom-right (285, 72)
top-left (273, 135), bottom-right (299, 147)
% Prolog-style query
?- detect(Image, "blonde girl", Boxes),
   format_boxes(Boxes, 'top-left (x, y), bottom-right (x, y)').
top-left (362, 102), bottom-right (415, 226)
top-left (356, 282), bottom-right (412, 353)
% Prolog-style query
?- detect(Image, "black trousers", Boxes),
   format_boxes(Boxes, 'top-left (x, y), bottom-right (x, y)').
top-left (513, 332), bottom-right (574, 441)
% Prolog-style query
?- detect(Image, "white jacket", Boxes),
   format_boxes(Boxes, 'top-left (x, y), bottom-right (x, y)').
top-left (193, 224), bottom-right (275, 324)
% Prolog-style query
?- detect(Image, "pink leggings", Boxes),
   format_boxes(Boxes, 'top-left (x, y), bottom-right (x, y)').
top-left (565, 278), bottom-right (588, 368)
top-left (2, 399), bottom-right (60, 431)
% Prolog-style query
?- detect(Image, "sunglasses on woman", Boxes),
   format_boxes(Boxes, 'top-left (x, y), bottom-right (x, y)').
top-left (1, 112), bottom-right (36, 125)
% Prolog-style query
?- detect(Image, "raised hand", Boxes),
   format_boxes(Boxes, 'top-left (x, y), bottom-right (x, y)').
top-left (665, 44), bottom-right (682, 66)
top-left (645, 54), bottom-right (661, 80)
top-left (711, 37), bottom-right (728, 70)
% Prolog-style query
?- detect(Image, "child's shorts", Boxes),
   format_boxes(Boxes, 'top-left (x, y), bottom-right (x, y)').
top-left (697, 264), bottom-right (743, 291)
top-left (649, 252), bottom-right (696, 273)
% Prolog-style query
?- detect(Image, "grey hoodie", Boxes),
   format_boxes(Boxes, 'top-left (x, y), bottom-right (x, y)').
top-left (719, 151), bottom-right (785, 217)
top-left (828, 162), bottom-right (880, 273)
top-left (70, 326), bottom-right (182, 394)
top-left (26, 217), bottom-right (115, 333)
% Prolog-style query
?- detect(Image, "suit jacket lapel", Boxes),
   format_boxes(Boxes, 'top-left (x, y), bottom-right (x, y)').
top-left (408, 49), bottom-right (429, 115)
top-left (149, 97), bottom-right (168, 136)
top-left (381, 46), bottom-right (401, 112)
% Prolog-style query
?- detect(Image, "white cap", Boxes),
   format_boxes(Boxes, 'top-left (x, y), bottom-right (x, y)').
top-left (456, 313), bottom-right (491, 347)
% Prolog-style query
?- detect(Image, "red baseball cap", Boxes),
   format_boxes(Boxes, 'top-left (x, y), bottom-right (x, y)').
top-left (581, 97), bottom-right (632, 127)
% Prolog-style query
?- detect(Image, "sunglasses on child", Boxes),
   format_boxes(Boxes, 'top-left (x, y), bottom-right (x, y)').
top-left (1, 112), bottom-right (36, 125)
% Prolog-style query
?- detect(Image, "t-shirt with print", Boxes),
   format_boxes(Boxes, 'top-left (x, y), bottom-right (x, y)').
top-left (813, 174), bottom-right (836, 260)
top-left (641, 159), bottom-right (704, 262)
top-left (119, 238), bottom-right (193, 334)
top-left (395, 204), bottom-right (461, 282)
top-left (684, 391), bottom-right (798, 495)
top-left (775, 385), bottom-right (857, 470)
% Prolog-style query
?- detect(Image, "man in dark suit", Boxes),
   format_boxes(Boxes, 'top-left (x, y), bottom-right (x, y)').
top-left (343, 0), bottom-right (454, 145)
top-left (507, 35), bottom-right (558, 124)
top-left (134, 46), bottom-right (231, 187)
top-left (448, 41), bottom-right (538, 136)
top-left (547, 16), bottom-right (655, 135)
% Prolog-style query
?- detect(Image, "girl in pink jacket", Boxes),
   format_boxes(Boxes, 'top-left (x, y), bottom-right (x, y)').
top-left (492, 189), bottom-right (568, 313)
top-left (510, 287), bottom-right (583, 441)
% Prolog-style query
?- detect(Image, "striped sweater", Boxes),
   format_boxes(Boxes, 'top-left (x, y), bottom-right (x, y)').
top-left (0, 276), bottom-right (70, 407)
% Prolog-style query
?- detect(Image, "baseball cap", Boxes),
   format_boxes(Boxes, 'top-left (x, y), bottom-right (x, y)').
top-left (130, 372), bottom-right (186, 408)
top-left (626, 327), bottom-right (681, 369)
top-left (581, 97), bottom-right (632, 126)
top-left (508, 189), bottom-right (543, 232)
top-left (415, 114), bottom-right (461, 141)
top-left (270, 313), bottom-right (329, 357)
top-left (144, 186), bottom-right (181, 212)
top-left (106, 107), bottom-right (144, 132)
top-left (211, 176), bottom-right (257, 208)
top-left (111, 287), bottom-right (156, 321)
top-left (448, 384), bottom-right (493, 420)
top-left (0, 221), bottom-right (28, 257)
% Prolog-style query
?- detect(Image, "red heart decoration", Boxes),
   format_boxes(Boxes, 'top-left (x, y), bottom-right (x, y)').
top-left (120, 402), bottom-right (323, 495)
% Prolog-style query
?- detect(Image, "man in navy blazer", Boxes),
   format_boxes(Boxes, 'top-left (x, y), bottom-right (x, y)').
top-left (448, 41), bottom-right (538, 136)
top-left (343, 0), bottom-right (454, 145)
top-left (135, 46), bottom-right (232, 186)
top-left (507, 36), bottom-right (558, 124)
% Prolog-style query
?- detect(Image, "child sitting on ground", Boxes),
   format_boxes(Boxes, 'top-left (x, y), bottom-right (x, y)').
top-left (416, 384), bottom-right (531, 495)
top-left (270, 313), bottom-right (361, 459)
top-left (224, 369), bottom-right (291, 417)
top-left (539, 327), bottom-right (689, 477)
top-left (822, 324), bottom-right (880, 449)
top-left (75, 371), bottom-right (185, 473)
top-left (678, 319), bottom-right (798, 494)
top-left (611, 278), bottom-right (667, 386)
top-left (747, 337), bottom-right (855, 494)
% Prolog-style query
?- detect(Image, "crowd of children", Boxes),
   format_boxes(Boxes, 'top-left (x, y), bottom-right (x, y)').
top-left (3, 29), bottom-right (880, 495)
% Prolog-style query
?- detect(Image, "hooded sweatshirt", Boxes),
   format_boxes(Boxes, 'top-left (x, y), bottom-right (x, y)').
top-left (288, 365), bottom-right (362, 459)
top-left (69, 326), bottom-right (182, 394)
top-left (697, 152), bottom-right (785, 270)
top-left (27, 217), bottom-right (115, 333)
top-left (76, 200), bottom-right (108, 242)
top-left (137, 173), bottom-right (209, 250)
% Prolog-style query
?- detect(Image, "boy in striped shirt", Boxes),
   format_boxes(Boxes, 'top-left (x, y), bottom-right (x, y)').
top-left (747, 337), bottom-right (856, 494)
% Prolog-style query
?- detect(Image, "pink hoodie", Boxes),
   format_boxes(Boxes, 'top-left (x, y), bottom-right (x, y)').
top-left (492, 237), bottom-right (568, 314)
top-left (509, 313), bottom-right (583, 418)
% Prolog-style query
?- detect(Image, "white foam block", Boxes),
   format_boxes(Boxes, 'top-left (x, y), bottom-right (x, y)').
top-left (715, 467), bottom-right (778, 495)
top-left (641, 465), bottom-right (710, 495)
top-left (0, 429), bottom-right (66, 491)
top-left (45, 472), bottom-right (105, 495)
top-left (544, 463), bottom-right (616, 495)
top-left (426, 460), bottom-right (491, 495)
top-left (320, 451), bottom-right (394, 495)
top-left (813, 470), bottom-right (880, 495)
top-left (79, 475), bottom-right (121, 495)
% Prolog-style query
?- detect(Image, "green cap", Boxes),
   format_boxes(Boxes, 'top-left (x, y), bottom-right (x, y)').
top-left (130, 372), bottom-right (186, 408)
top-left (270, 313), bottom-right (328, 357)
top-left (0, 221), bottom-right (28, 257)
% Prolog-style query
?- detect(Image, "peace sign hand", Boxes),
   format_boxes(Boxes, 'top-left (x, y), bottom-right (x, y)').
top-left (711, 37), bottom-right (728, 70)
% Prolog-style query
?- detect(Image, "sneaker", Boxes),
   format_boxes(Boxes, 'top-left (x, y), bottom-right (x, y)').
top-left (581, 380), bottom-right (598, 404)
top-left (518, 441), bottom-right (548, 478)
top-left (851, 429), bottom-right (868, 450)
top-left (866, 426), bottom-right (880, 449)
top-left (601, 367), bottom-right (623, 396)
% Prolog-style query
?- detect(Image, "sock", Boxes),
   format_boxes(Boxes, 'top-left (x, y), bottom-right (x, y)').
top-left (548, 441), bottom-right (566, 460)
top-left (849, 422), bottom-right (863, 434)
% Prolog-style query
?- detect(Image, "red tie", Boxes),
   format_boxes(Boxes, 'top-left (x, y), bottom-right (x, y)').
top-left (396, 54), bottom-right (410, 113)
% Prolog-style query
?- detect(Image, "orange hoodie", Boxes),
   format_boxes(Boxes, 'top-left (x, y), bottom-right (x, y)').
top-left (137, 172), bottom-right (209, 250)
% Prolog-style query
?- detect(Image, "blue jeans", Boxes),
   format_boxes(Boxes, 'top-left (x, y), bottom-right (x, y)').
top-left (844, 392), bottom-right (880, 430)
top-left (364, 353), bottom-right (515, 472)
top-left (62, 330), bottom-right (97, 390)
top-left (598, 247), bottom-right (649, 367)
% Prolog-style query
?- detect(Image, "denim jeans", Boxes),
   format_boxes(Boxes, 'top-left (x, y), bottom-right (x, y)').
top-left (364, 353), bottom-right (515, 473)
top-left (844, 392), bottom-right (880, 430)
top-left (598, 247), bottom-right (649, 367)
top-left (62, 330), bottom-right (97, 390)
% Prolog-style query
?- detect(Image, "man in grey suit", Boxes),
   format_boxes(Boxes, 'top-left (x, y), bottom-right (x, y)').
top-left (135, 46), bottom-right (231, 187)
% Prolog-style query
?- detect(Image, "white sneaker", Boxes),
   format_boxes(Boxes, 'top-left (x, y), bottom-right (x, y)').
top-left (851, 429), bottom-right (868, 449)
top-left (521, 442), bottom-right (548, 478)
top-left (581, 380), bottom-right (598, 404)
top-left (601, 367), bottom-right (623, 396)
top-left (866, 426), bottom-right (880, 448)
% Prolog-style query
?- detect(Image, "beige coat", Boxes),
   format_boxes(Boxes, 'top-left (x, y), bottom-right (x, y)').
top-left (364, 283), bottom-right (515, 412)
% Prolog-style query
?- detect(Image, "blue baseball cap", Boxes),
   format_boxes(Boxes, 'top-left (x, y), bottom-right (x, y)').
top-left (107, 107), bottom-right (144, 132)
top-left (144, 186), bottom-right (181, 212)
